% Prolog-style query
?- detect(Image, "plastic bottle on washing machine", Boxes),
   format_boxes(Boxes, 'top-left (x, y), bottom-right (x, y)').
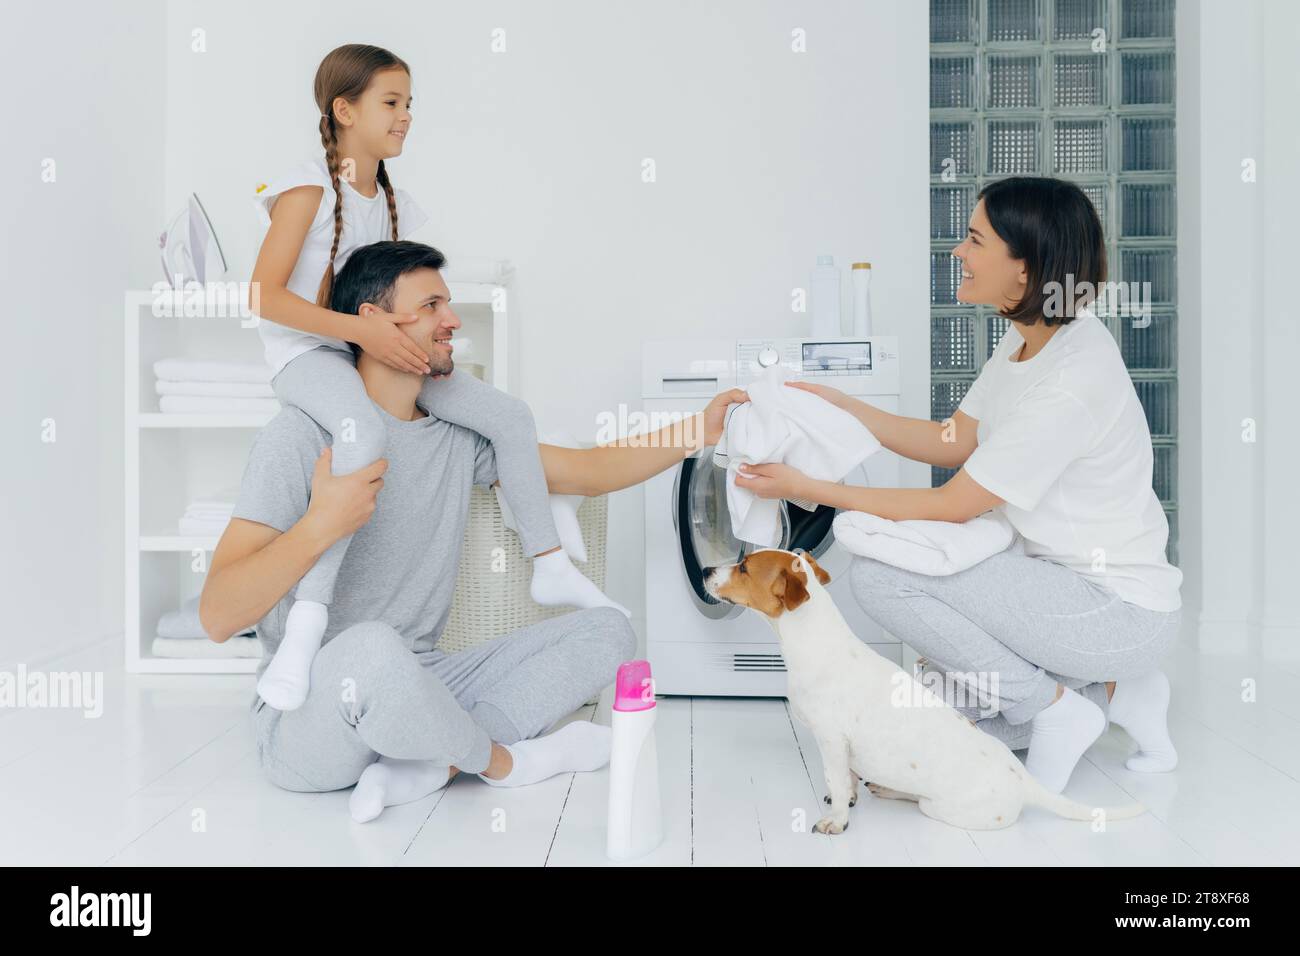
top-left (851, 262), bottom-right (873, 336)
top-left (810, 255), bottom-right (842, 337)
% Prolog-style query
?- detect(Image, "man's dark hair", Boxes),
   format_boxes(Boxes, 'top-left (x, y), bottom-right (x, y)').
top-left (329, 240), bottom-right (447, 320)
top-left (977, 176), bottom-right (1106, 328)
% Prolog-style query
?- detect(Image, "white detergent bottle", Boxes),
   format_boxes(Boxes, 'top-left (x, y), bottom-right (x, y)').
top-left (606, 659), bottom-right (663, 861)
top-left (810, 254), bottom-right (842, 337)
top-left (851, 261), bottom-right (873, 336)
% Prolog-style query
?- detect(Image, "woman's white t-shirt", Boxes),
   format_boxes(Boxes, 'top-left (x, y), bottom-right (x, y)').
top-left (251, 156), bottom-right (430, 375)
top-left (957, 310), bottom-right (1182, 612)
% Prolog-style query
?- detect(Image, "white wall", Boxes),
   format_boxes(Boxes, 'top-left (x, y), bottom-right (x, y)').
top-left (32, 1), bottom-right (1288, 668)
top-left (1179, 0), bottom-right (1300, 659)
top-left (1256, 0), bottom-right (1300, 660)
top-left (0, 1), bottom-right (165, 668)
top-left (162, 0), bottom-right (930, 635)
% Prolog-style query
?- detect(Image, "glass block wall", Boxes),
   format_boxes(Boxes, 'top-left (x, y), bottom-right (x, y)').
top-left (928, 0), bottom-right (1180, 565)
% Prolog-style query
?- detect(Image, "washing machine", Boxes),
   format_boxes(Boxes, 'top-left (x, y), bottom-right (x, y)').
top-left (643, 336), bottom-right (904, 697)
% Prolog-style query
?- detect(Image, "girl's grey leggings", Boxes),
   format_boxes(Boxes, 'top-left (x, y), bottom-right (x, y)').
top-left (849, 550), bottom-right (1182, 751)
top-left (271, 345), bottom-right (561, 605)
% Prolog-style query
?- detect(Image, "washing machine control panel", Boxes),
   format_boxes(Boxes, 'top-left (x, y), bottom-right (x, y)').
top-left (736, 336), bottom-right (900, 392)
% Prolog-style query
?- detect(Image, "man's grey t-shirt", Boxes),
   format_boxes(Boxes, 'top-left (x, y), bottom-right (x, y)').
top-left (230, 398), bottom-right (499, 678)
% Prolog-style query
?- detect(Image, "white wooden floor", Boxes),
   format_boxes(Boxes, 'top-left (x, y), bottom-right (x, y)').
top-left (3, 626), bottom-right (1298, 867)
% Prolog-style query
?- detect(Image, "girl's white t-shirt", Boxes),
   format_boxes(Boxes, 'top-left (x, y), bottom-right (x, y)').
top-left (251, 156), bottom-right (430, 375)
top-left (957, 310), bottom-right (1182, 612)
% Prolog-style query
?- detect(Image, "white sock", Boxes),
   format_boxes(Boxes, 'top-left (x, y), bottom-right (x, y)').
top-left (1108, 670), bottom-right (1178, 773)
top-left (479, 721), bottom-right (612, 788)
top-left (530, 551), bottom-right (630, 618)
top-left (255, 599), bottom-right (327, 711)
top-left (493, 488), bottom-right (587, 563)
top-left (1024, 686), bottom-right (1106, 794)
top-left (349, 757), bottom-right (452, 823)
top-left (550, 495), bottom-right (588, 563)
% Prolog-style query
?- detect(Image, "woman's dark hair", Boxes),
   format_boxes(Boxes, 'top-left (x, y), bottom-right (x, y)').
top-left (977, 176), bottom-right (1106, 327)
top-left (330, 240), bottom-right (446, 324)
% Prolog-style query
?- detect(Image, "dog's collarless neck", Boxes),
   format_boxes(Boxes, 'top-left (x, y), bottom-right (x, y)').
top-left (774, 599), bottom-right (819, 637)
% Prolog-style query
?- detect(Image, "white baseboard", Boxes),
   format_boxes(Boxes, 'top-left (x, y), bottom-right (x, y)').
top-left (1195, 618), bottom-right (1253, 656)
top-left (1258, 622), bottom-right (1300, 665)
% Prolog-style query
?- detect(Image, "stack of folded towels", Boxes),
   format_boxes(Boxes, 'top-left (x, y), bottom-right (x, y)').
top-left (151, 595), bottom-right (262, 659)
top-left (443, 256), bottom-right (513, 284)
top-left (153, 357), bottom-right (279, 414)
top-left (178, 491), bottom-right (239, 537)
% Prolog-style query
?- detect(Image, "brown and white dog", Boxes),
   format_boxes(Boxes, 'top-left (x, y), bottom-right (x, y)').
top-left (703, 548), bottom-right (1145, 833)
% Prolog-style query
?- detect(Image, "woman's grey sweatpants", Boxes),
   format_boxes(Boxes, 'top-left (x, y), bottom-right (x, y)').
top-left (271, 345), bottom-right (561, 606)
top-left (251, 606), bottom-right (636, 791)
top-left (849, 551), bottom-right (1182, 752)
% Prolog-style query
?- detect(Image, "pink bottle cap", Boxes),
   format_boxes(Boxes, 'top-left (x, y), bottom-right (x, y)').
top-left (613, 660), bottom-right (657, 712)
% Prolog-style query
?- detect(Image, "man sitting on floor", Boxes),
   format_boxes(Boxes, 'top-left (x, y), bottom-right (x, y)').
top-left (199, 239), bottom-right (745, 822)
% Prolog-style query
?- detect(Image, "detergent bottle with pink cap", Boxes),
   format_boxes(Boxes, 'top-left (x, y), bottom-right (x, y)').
top-left (606, 659), bottom-right (663, 860)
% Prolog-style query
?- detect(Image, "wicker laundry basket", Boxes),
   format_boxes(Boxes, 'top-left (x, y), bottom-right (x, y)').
top-left (441, 487), bottom-right (610, 655)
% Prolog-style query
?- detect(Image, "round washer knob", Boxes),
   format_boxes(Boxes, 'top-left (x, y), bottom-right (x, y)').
top-left (757, 347), bottom-right (779, 368)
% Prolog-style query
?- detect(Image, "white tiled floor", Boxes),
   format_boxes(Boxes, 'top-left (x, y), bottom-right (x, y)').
top-left (2, 626), bottom-right (1297, 866)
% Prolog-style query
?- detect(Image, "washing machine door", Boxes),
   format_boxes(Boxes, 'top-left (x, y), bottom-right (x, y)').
top-left (673, 452), bottom-right (770, 619)
top-left (672, 453), bottom-right (841, 619)
top-left (672, 449), bottom-right (836, 616)
top-left (785, 500), bottom-right (839, 560)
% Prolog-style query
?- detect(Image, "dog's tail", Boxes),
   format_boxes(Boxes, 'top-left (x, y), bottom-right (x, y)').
top-left (1019, 771), bottom-right (1146, 822)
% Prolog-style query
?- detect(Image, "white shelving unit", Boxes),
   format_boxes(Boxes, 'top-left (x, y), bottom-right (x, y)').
top-left (123, 273), bottom-right (517, 673)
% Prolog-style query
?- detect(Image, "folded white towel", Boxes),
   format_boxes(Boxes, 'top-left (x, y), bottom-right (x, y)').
top-left (177, 492), bottom-right (239, 537)
top-left (720, 366), bottom-right (881, 547)
top-left (153, 357), bottom-right (273, 384)
top-left (182, 515), bottom-right (232, 528)
top-left (156, 380), bottom-right (276, 398)
top-left (179, 516), bottom-right (231, 537)
top-left (184, 500), bottom-right (235, 515)
top-left (156, 596), bottom-right (253, 640)
top-left (151, 636), bottom-right (263, 659)
top-left (183, 509), bottom-right (234, 521)
top-left (185, 489), bottom-right (240, 512)
top-left (442, 257), bottom-right (512, 284)
top-left (832, 509), bottom-right (1023, 575)
top-left (159, 395), bottom-right (280, 414)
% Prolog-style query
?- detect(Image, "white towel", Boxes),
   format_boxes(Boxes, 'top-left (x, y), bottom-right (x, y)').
top-left (151, 636), bottom-right (263, 659)
top-left (153, 357), bottom-right (273, 384)
top-left (159, 395), bottom-right (281, 414)
top-left (156, 380), bottom-right (276, 398)
top-left (179, 516), bottom-right (231, 536)
top-left (156, 595), bottom-right (253, 640)
top-left (720, 366), bottom-right (881, 547)
top-left (442, 257), bottom-right (512, 284)
top-left (177, 493), bottom-right (238, 537)
top-left (183, 508), bottom-right (233, 520)
top-left (185, 499), bottom-right (236, 515)
top-left (832, 509), bottom-right (1023, 575)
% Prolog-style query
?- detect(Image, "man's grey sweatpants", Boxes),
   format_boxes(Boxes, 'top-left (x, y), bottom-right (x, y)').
top-left (849, 551), bottom-right (1182, 751)
top-left (251, 606), bottom-right (635, 791)
top-left (271, 345), bottom-right (562, 606)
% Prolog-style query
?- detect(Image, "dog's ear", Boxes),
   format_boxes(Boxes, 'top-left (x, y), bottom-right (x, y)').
top-left (805, 554), bottom-right (831, 586)
top-left (779, 561), bottom-right (812, 612)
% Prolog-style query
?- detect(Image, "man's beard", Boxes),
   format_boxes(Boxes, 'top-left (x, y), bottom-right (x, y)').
top-left (427, 345), bottom-right (454, 378)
